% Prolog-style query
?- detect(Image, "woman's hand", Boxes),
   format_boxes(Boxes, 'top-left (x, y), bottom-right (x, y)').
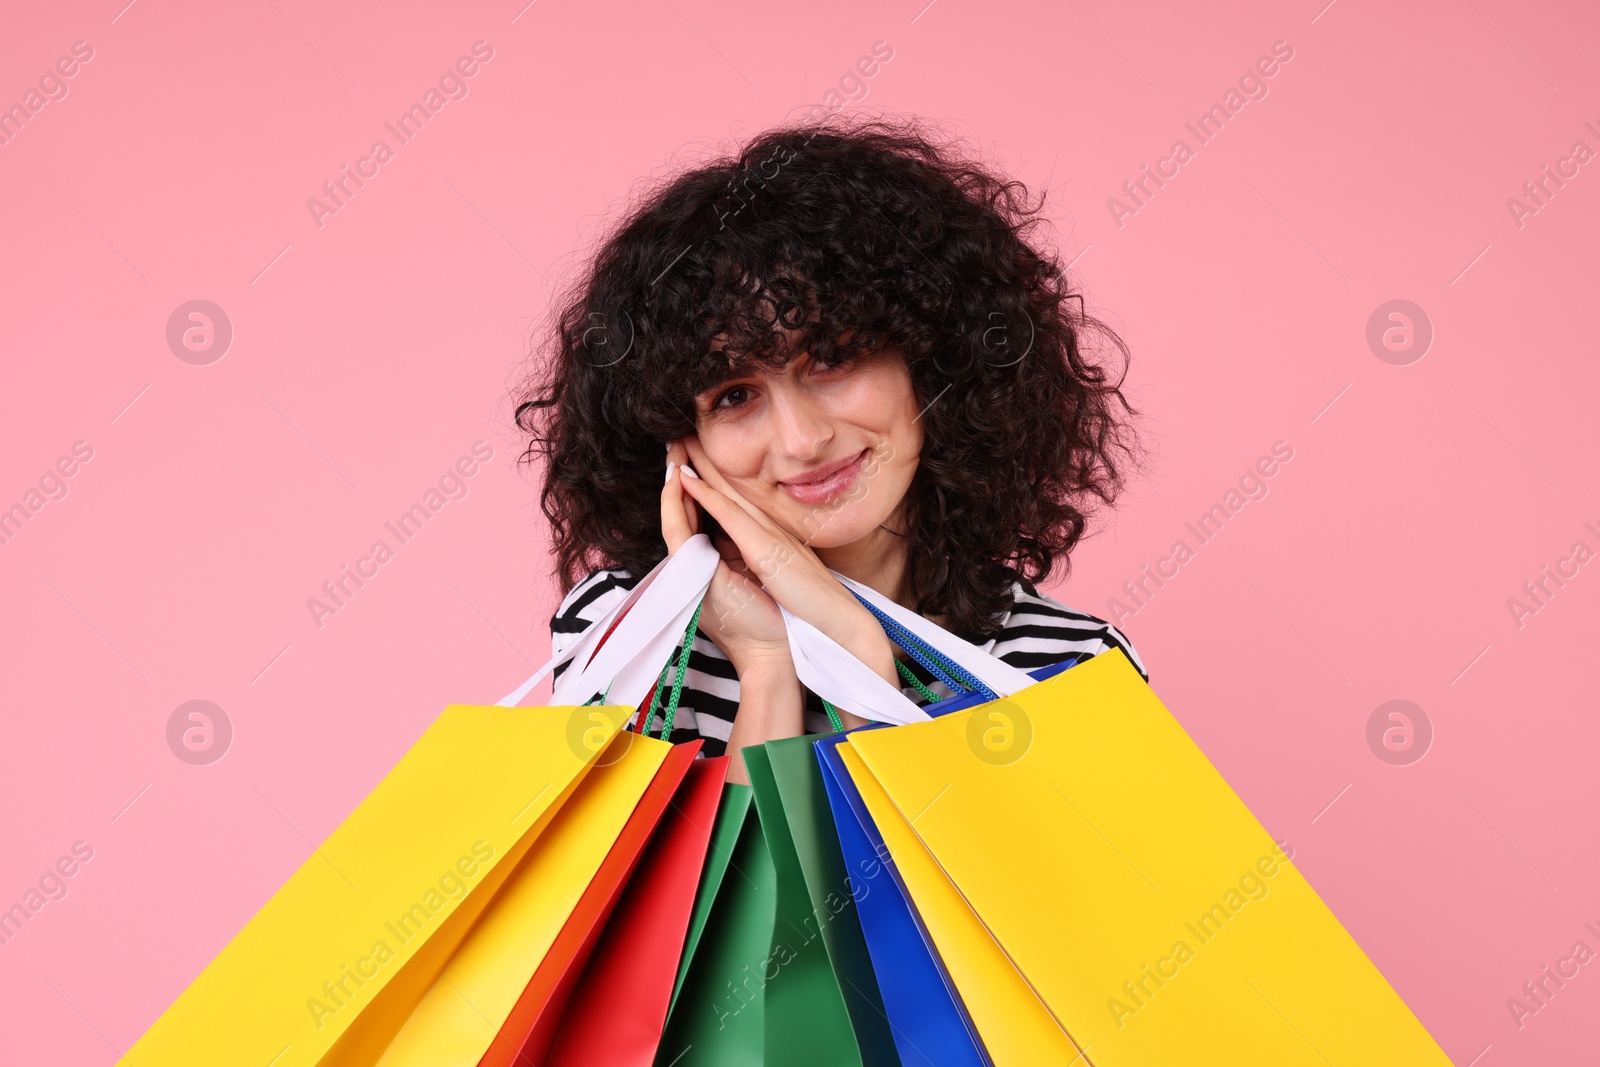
top-left (662, 441), bottom-right (790, 674)
top-left (674, 436), bottom-right (896, 726)
top-left (663, 440), bottom-right (804, 784)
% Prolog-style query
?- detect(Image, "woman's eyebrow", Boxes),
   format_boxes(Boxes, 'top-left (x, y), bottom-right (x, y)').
top-left (707, 352), bottom-right (766, 380)
top-left (691, 371), bottom-right (743, 405)
top-left (691, 354), bottom-right (776, 401)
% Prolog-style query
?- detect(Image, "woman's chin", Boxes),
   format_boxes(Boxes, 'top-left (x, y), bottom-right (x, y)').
top-left (777, 504), bottom-right (892, 551)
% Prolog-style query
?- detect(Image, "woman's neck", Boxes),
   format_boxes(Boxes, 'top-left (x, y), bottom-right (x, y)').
top-left (814, 525), bottom-right (915, 610)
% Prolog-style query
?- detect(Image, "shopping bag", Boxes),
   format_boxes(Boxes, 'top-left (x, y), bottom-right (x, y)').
top-left (476, 740), bottom-right (705, 1067)
top-left (784, 576), bottom-right (1450, 1063)
top-left (829, 737), bottom-right (1084, 1065)
top-left (840, 640), bottom-right (1453, 1064)
top-left (815, 731), bottom-right (1036, 1066)
top-left (381, 546), bottom-right (735, 1066)
top-left (666, 782), bottom-right (752, 1015)
top-left (813, 738), bottom-right (978, 1067)
top-left (652, 741), bottom-right (907, 1065)
top-left (124, 538), bottom-right (725, 1067)
top-left (812, 657), bottom-right (1098, 1066)
top-left (369, 729), bottom-right (681, 1067)
top-left (779, 592), bottom-right (1090, 1065)
top-left (544, 754), bottom-right (731, 1067)
top-left (365, 567), bottom-right (728, 1067)
top-left (747, 735), bottom-right (899, 1067)
top-left (655, 784), bottom-right (771, 1066)
top-left (120, 702), bottom-right (635, 1067)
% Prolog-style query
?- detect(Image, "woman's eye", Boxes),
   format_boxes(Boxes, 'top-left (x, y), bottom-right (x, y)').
top-left (809, 351), bottom-right (857, 377)
top-left (714, 385), bottom-right (750, 409)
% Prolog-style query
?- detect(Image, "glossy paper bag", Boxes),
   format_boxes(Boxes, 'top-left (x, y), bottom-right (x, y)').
top-left (544, 755), bottom-right (730, 1067)
top-left (813, 657), bottom-right (1097, 1067)
top-left (655, 784), bottom-right (771, 1066)
top-left (122, 703), bottom-right (635, 1067)
top-left (845, 649), bottom-right (1452, 1065)
top-left (478, 741), bottom-right (704, 1067)
top-left (819, 731), bottom-right (1057, 1067)
top-left (371, 730), bottom-right (676, 1067)
top-left (749, 735), bottom-right (898, 1067)
top-left (835, 740), bottom-right (1082, 1064)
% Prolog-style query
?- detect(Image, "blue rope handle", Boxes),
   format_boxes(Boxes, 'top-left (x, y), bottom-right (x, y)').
top-left (846, 589), bottom-right (1000, 702)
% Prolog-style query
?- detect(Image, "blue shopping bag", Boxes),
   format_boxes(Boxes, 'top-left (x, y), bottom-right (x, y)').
top-left (813, 656), bottom-right (1085, 1067)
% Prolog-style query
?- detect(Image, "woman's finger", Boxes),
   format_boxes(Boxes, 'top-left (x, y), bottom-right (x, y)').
top-left (680, 472), bottom-right (827, 609)
top-left (714, 538), bottom-right (763, 588)
top-left (672, 439), bottom-right (702, 542)
top-left (677, 465), bottom-right (768, 551)
top-left (712, 530), bottom-right (749, 570)
top-left (660, 442), bottom-right (699, 552)
top-left (682, 437), bottom-right (790, 539)
top-left (679, 451), bottom-right (899, 689)
top-left (677, 469), bottom-right (810, 599)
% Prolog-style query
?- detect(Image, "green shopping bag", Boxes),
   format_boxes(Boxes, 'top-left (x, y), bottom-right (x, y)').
top-left (657, 784), bottom-right (771, 1065)
top-left (749, 735), bottom-right (899, 1067)
top-left (658, 745), bottom-right (896, 1067)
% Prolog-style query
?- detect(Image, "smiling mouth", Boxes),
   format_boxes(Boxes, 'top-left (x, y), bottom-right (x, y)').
top-left (779, 448), bottom-right (871, 504)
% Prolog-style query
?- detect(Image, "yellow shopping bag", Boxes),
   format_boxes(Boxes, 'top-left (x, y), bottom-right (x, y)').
top-left (362, 727), bottom-right (668, 1067)
top-left (836, 742), bottom-right (1086, 1065)
top-left (843, 650), bottom-right (1451, 1066)
top-left (121, 703), bottom-right (636, 1067)
top-left (124, 535), bottom-right (726, 1067)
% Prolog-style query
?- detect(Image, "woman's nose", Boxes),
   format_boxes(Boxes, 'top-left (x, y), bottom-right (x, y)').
top-left (768, 383), bottom-right (832, 460)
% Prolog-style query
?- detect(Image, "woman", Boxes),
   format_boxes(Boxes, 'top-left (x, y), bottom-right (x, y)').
top-left (517, 117), bottom-right (1145, 784)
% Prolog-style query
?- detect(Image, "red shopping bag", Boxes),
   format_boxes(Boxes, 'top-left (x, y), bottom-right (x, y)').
top-left (477, 740), bottom-right (704, 1067)
top-left (473, 739), bottom-right (700, 1062)
top-left (543, 753), bottom-right (729, 1066)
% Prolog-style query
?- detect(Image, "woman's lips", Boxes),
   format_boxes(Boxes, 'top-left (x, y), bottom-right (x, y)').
top-left (779, 448), bottom-right (871, 504)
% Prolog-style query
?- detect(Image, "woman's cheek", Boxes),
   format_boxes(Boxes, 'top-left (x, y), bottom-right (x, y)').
top-left (698, 423), bottom-right (765, 482)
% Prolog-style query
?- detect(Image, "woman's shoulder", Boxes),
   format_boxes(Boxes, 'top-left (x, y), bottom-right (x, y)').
top-left (549, 566), bottom-right (642, 636)
top-left (991, 581), bottom-right (1149, 681)
top-left (547, 565), bottom-right (648, 672)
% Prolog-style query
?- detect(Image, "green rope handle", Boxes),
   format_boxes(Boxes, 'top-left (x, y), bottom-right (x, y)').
top-left (635, 660), bottom-right (673, 735)
top-left (818, 659), bottom-right (941, 735)
top-left (586, 601), bottom-right (698, 739)
top-left (655, 601), bottom-right (705, 740)
top-left (896, 658), bottom-right (941, 704)
top-left (820, 699), bottom-right (845, 733)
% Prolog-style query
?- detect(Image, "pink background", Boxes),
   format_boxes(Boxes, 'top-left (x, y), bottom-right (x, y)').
top-left (2, 0), bottom-right (1596, 1062)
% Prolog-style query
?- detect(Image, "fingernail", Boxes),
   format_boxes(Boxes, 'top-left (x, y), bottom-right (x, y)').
top-left (680, 465), bottom-right (700, 480)
top-left (665, 461), bottom-right (676, 484)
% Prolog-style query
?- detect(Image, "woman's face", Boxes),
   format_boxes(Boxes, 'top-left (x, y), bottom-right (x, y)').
top-left (690, 345), bottom-right (925, 549)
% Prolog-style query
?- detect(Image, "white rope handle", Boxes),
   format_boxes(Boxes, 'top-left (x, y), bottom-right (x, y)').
top-left (779, 606), bottom-right (931, 725)
top-left (496, 535), bottom-right (720, 709)
top-left (497, 538), bottom-right (1030, 723)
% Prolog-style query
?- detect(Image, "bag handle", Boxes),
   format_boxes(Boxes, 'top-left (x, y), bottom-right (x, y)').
top-left (635, 598), bottom-right (944, 735)
top-left (829, 570), bottom-right (1035, 699)
top-left (779, 606), bottom-right (932, 725)
top-left (636, 599), bottom-right (705, 738)
top-left (775, 574), bottom-right (1036, 723)
top-left (497, 535), bottom-right (721, 709)
top-left (849, 591), bottom-right (989, 699)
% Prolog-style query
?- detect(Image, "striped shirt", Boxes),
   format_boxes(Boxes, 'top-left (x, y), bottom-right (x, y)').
top-left (549, 567), bottom-right (1147, 758)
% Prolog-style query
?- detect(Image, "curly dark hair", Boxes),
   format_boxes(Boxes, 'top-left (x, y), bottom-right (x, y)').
top-left (514, 114), bottom-right (1139, 640)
